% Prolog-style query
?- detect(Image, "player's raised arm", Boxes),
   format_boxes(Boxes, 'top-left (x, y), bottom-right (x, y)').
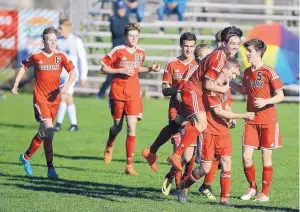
top-left (11, 66), bottom-right (26, 95)
top-left (139, 62), bottom-right (161, 73)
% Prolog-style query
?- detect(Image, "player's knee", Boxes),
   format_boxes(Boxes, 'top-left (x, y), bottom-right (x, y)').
top-left (45, 128), bottom-right (54, 141)
top-left (195, 119), bottom-right (207, 133)
top-left (221, 157), bottom-right (231, 170)
top-left (168, 120), bottom-right (181, 133)
top-left (126, 124), bottom-right (136, 135)
top-left (202, 162), bottom-right (212, 175)
top-left (242, 153), bottom-right (252, 165)
top-left (111, 125), bottom-right (122, 135)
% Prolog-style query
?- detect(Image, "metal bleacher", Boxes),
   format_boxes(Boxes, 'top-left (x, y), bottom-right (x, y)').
top-left (74, 0), bottom-right (299, 100)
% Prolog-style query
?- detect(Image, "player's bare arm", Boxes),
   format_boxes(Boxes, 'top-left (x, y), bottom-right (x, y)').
top-left (213, 105), bottom-right (255, 120)
top-left (139, 62), bottom-right (160, 73)
top-left (204, 79), bottom-right (230, 93)
top-left (61, 71), bottom-right (77, 94)
top-left (229, 81), bottom-right (247, 95)
top-left (225, 103), bottom-right (236, 129)
top-left (11, 66), bottom-right (26, 95)
top-left (100, 64), bottom-right (135, 76)
top-left (254, 89), bottom-right (284, 108)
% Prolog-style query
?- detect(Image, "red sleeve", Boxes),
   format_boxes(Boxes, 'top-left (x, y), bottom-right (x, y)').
top-left (21, 54), bottom-right (34, 70)
top-left (162, 62), bottom-right (172, 84)
top-left (61, 53), bottom-right (75, 73)
top-left (268, 69), bottom-right (284, 91)
top-left (204, 51), bottom-right (226, 81)
top-left (206, 91), bottom-right (222, 108)
top-left (101, 48), bottom-right (118, 67)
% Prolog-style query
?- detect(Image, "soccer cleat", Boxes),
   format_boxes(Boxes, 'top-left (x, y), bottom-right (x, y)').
top-left (177, 189), bottom-right (188, 203)
top-left (167, 154), bottom-right (182, 171)
top-left (104, 146), bottom-right (113, 164)
top-left (161, 176), bottom-right (173, 196)
top-left (172, 188), bottom-right (180, 196)
top-left (47, 167), bottom-right (59, 179)
top-left (240, 187), bottom-right (257, 200)
top-left (199, 185), bottom-right (216, 200)
top-left (254, 193), bottom-right (269, 202)
top-left (54, 123), bottom-right (62, 132)
top-left (141, 147), bottom-right (158, 172)
top-left (19, 153), bottom-right (33, 176)
top-left (220, 200), bottom-right (234, 207)
top-left (68, 125), bottom-right (79, 132)
top-left (125, 165), bottom-right (138, 176)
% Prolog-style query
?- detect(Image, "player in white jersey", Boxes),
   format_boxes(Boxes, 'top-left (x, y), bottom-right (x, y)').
top-left (54, 18), bottom-right (88, 132)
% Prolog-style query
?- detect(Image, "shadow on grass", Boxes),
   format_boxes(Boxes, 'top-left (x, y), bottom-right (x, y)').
top-left (53, 153), bottom-right (169, 165)
top-left (206, 201), bottom-right (298, 212)
top-left (0, 122), bottom-right (37, 129)
top-left (1, 173), bottom-right (169, 202)
top-left (0, 161), bottom-right (97, 173)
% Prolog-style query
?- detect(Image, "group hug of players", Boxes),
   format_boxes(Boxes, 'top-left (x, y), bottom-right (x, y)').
top-left (12, 22), bottom-right (284, 207)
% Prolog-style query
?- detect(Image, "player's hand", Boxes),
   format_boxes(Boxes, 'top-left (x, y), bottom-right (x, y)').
top-left (120, 65), bottom-right (135, 77)
top-left (228, 119), bottom-right (236, 129)
top-left (254, 98), bottom-right (269, 108)
top-left (11, 84), bottom-right (18, 95)
top-left (80, 79), bottom-right (87, 86)
top-left (176, 91), bottom-right (182, 103)
top-left (243, 112), bottom-right (255, 120)
top-left (151, 62), bottom-right (160, 72)
top-left (60, 86), bottom-right (68, 94)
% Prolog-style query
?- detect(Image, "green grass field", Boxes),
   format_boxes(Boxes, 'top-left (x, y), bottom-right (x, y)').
top-left (0, 93), bottom-right (299, 212)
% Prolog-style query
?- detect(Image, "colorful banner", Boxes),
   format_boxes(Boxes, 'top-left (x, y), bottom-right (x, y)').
top-left (17, 9), bottom-right (59, 67)
top-left (0, 11), bottom-right (18, 68)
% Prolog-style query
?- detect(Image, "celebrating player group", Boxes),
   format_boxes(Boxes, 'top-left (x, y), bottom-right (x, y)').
top-left (12, 22), bottom-right (284, 207)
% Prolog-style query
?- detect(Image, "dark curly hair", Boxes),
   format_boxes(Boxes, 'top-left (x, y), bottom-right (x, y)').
top-left (221, 26), bottom-right (243, 42)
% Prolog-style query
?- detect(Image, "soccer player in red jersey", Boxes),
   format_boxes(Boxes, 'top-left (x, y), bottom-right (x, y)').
top-left (141, 32), bottom-right (199, 194)
top-left (101, 23), bottom-right (160, 176)
top-left (12, 27), bottom-right (76, 178)
top-left (141, 32), bottom-right (198, 172)
top-left (167, 26), bottom-right (243, 171)
top-left (177, 58), bottom-right (255, 206)
top-left (230, 39), bottom-right (284, 202)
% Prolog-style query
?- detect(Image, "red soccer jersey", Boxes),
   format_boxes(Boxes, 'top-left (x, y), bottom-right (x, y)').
top-left (21, 50), bottom-right (75, 105)
top-left (183, 48), bottom-right (227, 94)
top-left (203, 89), bottom-right (231, 135)
top-left (162, 57), bottom-right (198, 89)
top-left (101, 45), bottom-right (145, 101)
top-left (242, 65), bottom-right (284, 124)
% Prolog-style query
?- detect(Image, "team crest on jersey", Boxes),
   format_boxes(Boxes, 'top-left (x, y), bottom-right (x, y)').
top-left (55, 56), bottom-right (61, 64)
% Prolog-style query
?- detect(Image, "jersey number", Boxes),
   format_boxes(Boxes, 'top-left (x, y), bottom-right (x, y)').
top-left (257, 72), bottom-right (262, 80)
top-left (55, 56), bottom-right (61, 64)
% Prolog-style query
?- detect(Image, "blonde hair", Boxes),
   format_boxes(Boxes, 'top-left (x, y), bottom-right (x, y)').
top-left (124, 22), bottom-right (141, 35)
top-left (59, 18), bottom-right (72, 27)
top-left (194, 43), bottom-right (213, 59)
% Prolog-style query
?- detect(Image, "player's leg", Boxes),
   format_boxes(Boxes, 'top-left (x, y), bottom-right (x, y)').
top-left (241, 123), bottom-right (259, 200)
top-left (103, 99), bottom-right (125, 163)
top-left (54, 93), bottom-right (67, 131)
top-left (255, 123), bottom-right (281, 202)
top-left (182, 146), bottom-right (196, 182)
top-left (123, 99), bottom-right (143, 176)
top-left (66, 93), bottom-right (79, 131)
top-left (141, 115), bottom-right (184, 172)
top-left (177, 134), bottom-right (214, 203)
top-left (199, 157), bottom-right (218, 200)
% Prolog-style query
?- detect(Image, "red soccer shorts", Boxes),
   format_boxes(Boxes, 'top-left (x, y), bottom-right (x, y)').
top-left (34, 103), bottom-right (59, 123)
top-left (242, 122), bottom-right (282, 150)
top-left (201, 133), bottom-right (232, 162)
top-left (181, 87), bottom-right (205, 118)
top-left (109, 98), bottom-right (143, 120)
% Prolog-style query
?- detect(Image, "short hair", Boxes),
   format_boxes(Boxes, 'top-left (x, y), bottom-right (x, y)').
top-left (221, 26), bottom-right (243, 42)
top-left (59, 18), bottom-right (72, 27)
top-left (179, 32), bottom-right (197, 46)
top-left (124, 22), bottom-right (141, 35)
top-left (194, 43), bottom-right (212, 58)
top-left (225, 57), bottom-right (240, 69)
top-left (42, 27), bottom-right (56, 40)
top-left (243, 38), bottom-right (267, 58)
top-left (215, 30), bottom-right (222, 43)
